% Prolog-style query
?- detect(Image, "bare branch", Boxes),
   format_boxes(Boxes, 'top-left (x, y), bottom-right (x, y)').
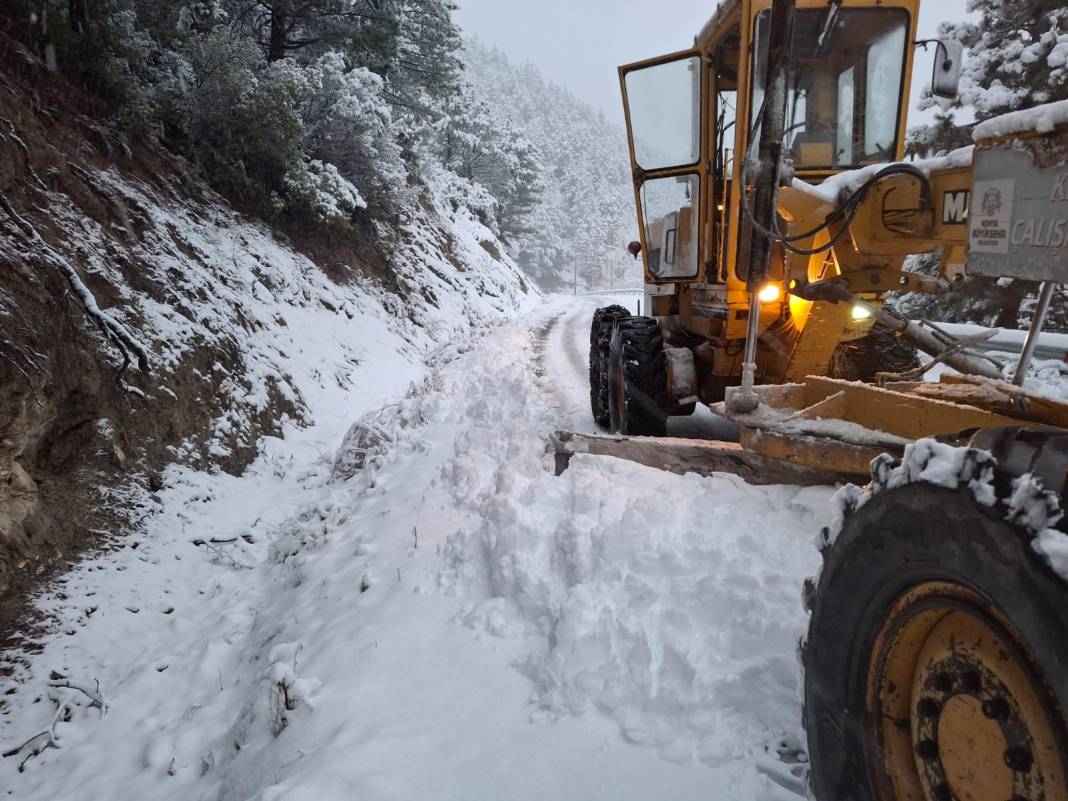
top-left (191, 538), bottom-right (253, 569)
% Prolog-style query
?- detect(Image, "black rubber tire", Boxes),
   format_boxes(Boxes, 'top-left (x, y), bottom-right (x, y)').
top-left (804, 483), bottom-right (1068, 801)
top-left (589, 305), bottom-right (630, 429)
top-left (607, 316), bottom-right (668, 436)
top-left (828, 325), bottom-right (920, 382)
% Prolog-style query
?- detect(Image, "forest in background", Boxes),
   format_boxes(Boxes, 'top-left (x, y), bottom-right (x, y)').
top-left (4, 0), bottom-right (635, 291)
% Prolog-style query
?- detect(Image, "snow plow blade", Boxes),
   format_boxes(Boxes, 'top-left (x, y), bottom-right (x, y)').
top-left (555, 374), bottom-right (1068, 486)
top-left (550, 430), bottom-right (859, 486)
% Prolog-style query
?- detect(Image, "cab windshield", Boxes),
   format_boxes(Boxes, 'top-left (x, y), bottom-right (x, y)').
top-left (751, 8), bottom-right (909, 169)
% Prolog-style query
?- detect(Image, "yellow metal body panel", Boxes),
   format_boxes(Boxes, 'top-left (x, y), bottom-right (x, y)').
top-left (618, 0), bottom-right (987, 394)
top-left (619, 0), bottom-right (927, 393)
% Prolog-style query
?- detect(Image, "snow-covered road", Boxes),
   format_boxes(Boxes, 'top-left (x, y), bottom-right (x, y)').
top-left (0, 297), bottom-right (833, 801)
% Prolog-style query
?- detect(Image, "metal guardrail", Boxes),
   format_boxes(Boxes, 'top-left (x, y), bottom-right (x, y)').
top-left (972, 339), bottom-right (1066, 362)
top-left (929, 321), bottom-right (1068, 364)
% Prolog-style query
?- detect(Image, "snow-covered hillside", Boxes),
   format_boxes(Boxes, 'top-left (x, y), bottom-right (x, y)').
top-left (43, 165), bottom-right (532, 463)
top-left (0, 30), bottom-right (533, 656)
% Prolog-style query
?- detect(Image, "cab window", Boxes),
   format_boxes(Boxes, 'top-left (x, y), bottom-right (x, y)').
top-left (624, 56), bottom-right (701, 171)
top-left (750, 8), bottom-right (909, 168)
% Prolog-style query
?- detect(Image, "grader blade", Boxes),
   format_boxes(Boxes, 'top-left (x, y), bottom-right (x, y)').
top-left (553, 375), bottom-right (1068, 486)
top-left (550, 430), bottom-right (856, 486)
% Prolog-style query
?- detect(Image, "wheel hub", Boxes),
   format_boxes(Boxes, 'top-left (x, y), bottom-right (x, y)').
top-left (868, 582), bottom-right (1068, 801)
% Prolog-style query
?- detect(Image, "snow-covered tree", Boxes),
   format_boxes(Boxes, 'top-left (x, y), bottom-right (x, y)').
top-left (923, 0), bottom-right (1068, 119)
top-left (8, 1), bottom-right (633, 286)
top-left (905, 111), bottom-right (971, 158)
top-left (282, 157), bottom-right (365, 227)
top-left (440, 84), bottom-right (544, 241)
top-left (300, 52), bottom-right (407, 210)
top-left (461, 41), bottom-right (636, 288)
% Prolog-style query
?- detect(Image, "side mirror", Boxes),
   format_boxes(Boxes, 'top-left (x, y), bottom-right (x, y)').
top-left (931, 39), bottom-right (964, 99)
top-left (627, 241), bottom-right (642, 260)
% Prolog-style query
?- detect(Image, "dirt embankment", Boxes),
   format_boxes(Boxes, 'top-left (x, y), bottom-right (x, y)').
top-left (0, 32), bottom-right (323, 658)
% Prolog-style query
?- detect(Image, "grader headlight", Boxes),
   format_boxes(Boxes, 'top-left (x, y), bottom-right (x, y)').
top-left (758, 284), bottom-right (781, 303)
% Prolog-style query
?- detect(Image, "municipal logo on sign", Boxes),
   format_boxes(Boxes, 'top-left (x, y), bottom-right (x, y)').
top-left (942, 190), bottom-right (970, 225)
top-left (981, 187), bottom-right (1001, 216)
top-left (969, 179), bottom-right (1014, 254)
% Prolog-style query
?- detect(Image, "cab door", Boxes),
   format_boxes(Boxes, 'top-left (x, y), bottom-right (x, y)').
top-left (619, 50), bottom-right (708, 284)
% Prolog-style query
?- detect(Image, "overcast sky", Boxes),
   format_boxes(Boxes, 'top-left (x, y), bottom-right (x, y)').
top-left (454, 0), bottom-right (973, 129)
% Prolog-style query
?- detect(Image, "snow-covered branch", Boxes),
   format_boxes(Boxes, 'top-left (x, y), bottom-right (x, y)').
top-left (2, 675), bottom-right (105, 772)
top-left (1, 701), bottom-right (70, 772)
top-left (0, 189), bottom-right (151, 375)
top-left (192, 538), bottom-right (254, 569)
top-left (47, 678), bottom-right (107, 713)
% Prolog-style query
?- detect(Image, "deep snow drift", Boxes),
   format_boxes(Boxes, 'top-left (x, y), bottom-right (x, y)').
top-left (1, 296), bottom-right (832, 801)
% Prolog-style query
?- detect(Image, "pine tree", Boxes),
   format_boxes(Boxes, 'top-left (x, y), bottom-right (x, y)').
top-left (928, 0), bottom-right (1068, 118)
top-left (905, 110), bottom-right (971, 158)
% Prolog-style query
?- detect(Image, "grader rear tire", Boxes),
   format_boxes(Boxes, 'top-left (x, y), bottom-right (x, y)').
top-left (804, 483), bottom-right (1068, 801)
top-left (589, 305), bottom-right (630, 429)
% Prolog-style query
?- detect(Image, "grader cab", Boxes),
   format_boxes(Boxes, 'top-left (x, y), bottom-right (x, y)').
top-left (562, 0), bottom-right (1068, 798)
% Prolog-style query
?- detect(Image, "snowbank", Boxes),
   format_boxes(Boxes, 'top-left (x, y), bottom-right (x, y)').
top-left (442, 455), bottom-right (831, 766)
top-left (1, 298), bottom-right (828, 801)
top-left (972, 98), bottom-right (1068, 140)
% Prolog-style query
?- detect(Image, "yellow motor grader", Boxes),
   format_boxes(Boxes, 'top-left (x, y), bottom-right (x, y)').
top-left (559, 0), bottom-right (1068, 798)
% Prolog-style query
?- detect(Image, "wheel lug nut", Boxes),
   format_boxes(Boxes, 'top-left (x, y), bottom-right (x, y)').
top-left (916, 739), bottom-right (939, 760)
top-left (982, 697), bottom-right (1010, 721)
top-left (917, 698), bottom-right (941, 718)
top-left (961, 670), bottom-right (982, 694)
top-left (933, 672), bottom-right (954, 693)
top-left (932, 784), bottom-right (953, 801)
top-left (1004, 746), bottom-right (1033, 772)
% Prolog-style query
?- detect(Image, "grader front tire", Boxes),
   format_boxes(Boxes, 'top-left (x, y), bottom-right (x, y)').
top-left (804, 482), bottom-right (1068, 801)
top-left (589, 305), bottom-right (630, 429)
top-left (607, 316), bottom-right (668, 437)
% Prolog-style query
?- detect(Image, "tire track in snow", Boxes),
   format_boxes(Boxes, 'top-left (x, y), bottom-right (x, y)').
top-left (532, 297), bottom-right (604, 431)
top-left (554, 308), bottom-right (588, 383)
